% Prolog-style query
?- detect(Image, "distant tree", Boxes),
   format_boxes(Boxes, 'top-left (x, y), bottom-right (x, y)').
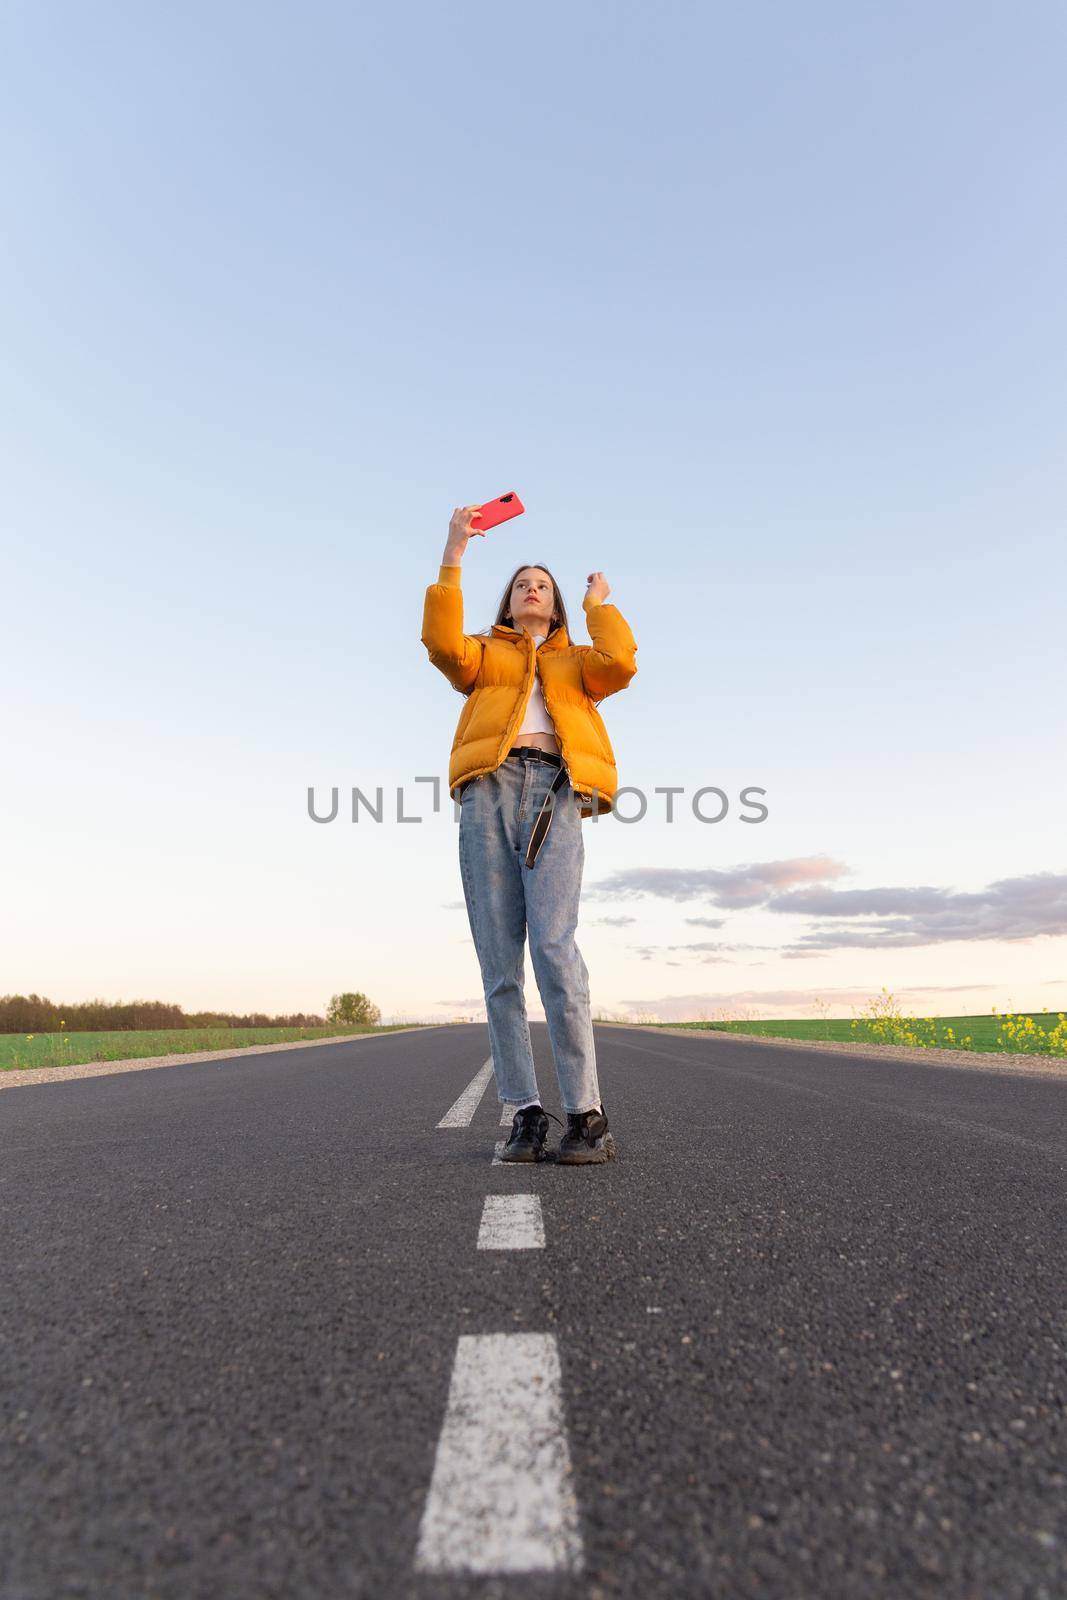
top-left (326, 992), bottom-right (381, 1026)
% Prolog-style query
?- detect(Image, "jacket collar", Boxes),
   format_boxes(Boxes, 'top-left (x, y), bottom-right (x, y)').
top-left (491, 622), bottom-right (569, 649)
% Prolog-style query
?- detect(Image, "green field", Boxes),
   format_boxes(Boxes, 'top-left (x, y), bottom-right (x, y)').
top-left (0, 1023), bottom-right (433, 1073)
top-left (643, 1011), bottom-right (1067, 1056)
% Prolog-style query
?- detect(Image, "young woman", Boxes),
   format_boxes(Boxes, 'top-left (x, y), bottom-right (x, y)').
top-left (421, 504), bottom-right (638, 1166)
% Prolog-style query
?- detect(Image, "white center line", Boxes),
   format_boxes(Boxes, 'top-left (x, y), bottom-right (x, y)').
top-left (436, 1059), bottom-right (494, 1128)
top-left (477, 1194), bottom-right (545, 1250)
top-left (413, 1332), bottom-right (584, 1575)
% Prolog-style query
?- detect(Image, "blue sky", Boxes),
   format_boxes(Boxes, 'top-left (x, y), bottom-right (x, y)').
top-left (3, 1), bottom-right (1065, 1024)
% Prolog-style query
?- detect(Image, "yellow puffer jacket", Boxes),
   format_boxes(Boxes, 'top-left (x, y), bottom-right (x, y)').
top-left (421, 564), bottom-right (637, 818)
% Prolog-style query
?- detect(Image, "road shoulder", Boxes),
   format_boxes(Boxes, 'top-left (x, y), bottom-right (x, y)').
top-left (0, 1026), bottom-right (439, 1090)
top-left (597, 1021), bottom-right (1067, 1078)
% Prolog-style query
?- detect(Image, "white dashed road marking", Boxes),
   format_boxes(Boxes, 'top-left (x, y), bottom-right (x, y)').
top-left (437, 1059), bottom-right (494, 1128)
top-left (413, 1332), bottom-right (584, 1575)
top-left (491, 1140), bottom-right (506, 1165)
top-left (477, 1194), bottom-right (545, 1250)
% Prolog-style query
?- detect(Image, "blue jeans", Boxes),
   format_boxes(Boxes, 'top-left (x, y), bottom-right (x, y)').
top-left (457, 752), bottom-right (602, 1115)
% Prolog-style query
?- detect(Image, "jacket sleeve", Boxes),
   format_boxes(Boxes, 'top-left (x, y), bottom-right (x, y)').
top-left (421, 564), bottom-right (485, 694)
top-left (579, 596), bottom-right (638, 701)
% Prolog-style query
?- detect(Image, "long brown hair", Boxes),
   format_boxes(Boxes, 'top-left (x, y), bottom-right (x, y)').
top-left (482, 563), bottom-right (571, 639)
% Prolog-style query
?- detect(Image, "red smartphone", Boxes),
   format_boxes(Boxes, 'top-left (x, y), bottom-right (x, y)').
top-left (469, 491), bottom-right (525, 532)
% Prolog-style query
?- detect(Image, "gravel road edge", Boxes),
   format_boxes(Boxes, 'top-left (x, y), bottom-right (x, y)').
top-left (0, 1026), bottom-right (444, 1090)
top-left (596, 1021), bottom-right (1067, 1078)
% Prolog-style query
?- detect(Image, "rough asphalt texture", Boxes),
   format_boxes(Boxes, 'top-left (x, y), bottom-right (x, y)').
top-left (1, 1023), bottom-right (1064, 1599)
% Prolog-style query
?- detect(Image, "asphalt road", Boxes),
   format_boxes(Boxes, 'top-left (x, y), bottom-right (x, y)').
top-left (2, 1024), bottom-right (1065, 1599)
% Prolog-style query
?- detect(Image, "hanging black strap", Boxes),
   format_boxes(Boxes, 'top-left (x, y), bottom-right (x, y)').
top-left (525, 764), bottom-right (570, 867)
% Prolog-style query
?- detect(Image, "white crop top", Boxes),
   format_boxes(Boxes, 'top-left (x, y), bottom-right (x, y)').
top-left (516, 633), bottom-right (557, 738)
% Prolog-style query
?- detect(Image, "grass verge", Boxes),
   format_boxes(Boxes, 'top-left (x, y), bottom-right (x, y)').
top-left (0, 1023), bottom-right (433, 1073)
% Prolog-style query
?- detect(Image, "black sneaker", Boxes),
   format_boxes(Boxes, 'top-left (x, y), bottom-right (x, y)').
top-left (500, 1104), bottom-right (563, 1163)
top-left (556, 1103), bottom-right (617, 1164)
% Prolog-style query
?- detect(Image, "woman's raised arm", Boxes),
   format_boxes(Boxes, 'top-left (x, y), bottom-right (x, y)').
top-left (421, 506), bottom-right (487, 693)
top-left (579, 571), bottom-right (638, 701)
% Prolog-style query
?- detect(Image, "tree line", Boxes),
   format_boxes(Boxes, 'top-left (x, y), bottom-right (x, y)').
top-left (0, 994), bottom-right (332, 1035)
